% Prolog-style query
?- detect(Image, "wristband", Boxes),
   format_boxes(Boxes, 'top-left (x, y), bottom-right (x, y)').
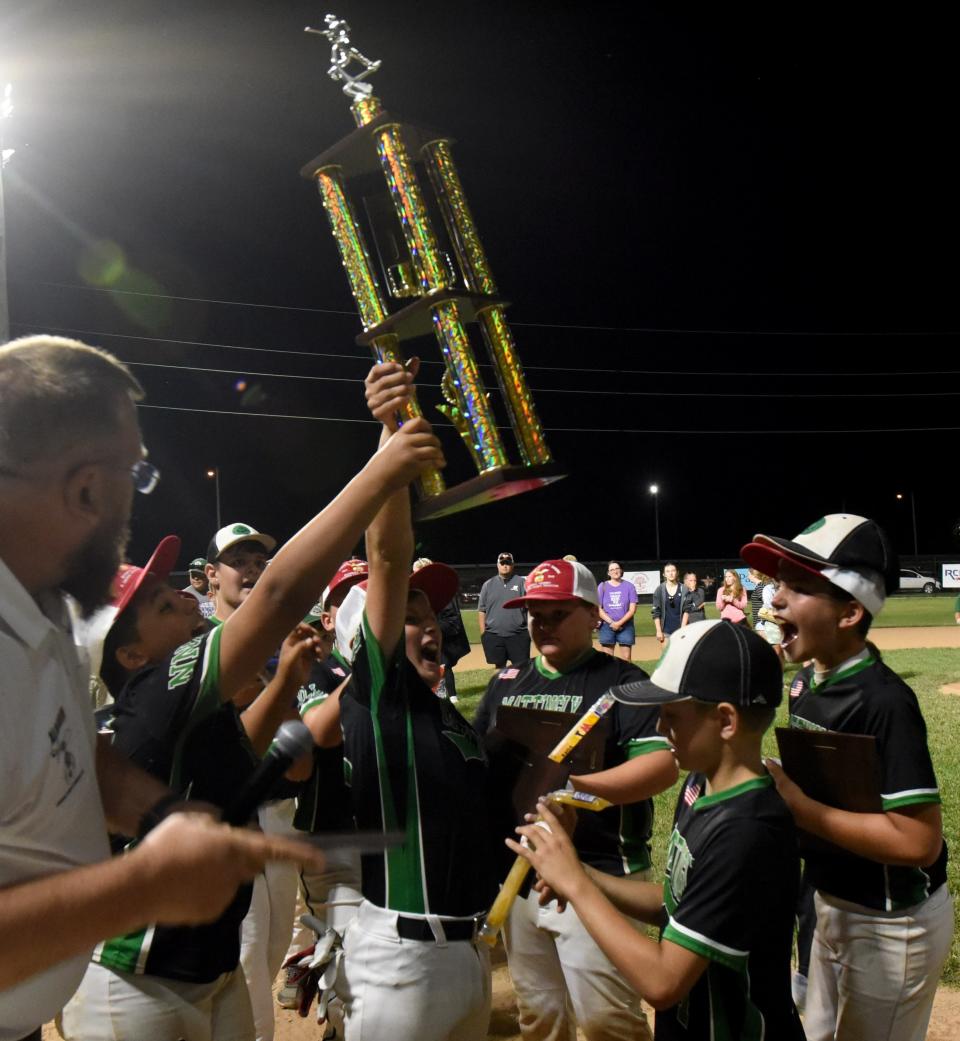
top-left (136, 792), bottom-right (183, 840)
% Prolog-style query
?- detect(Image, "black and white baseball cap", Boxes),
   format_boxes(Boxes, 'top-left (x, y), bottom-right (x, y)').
top-left (740, 514), bottom-right (898, 618)
top-left (611, 620), bottom-right (783, 708)
top-left (206, 522), bottom-right (276, 563)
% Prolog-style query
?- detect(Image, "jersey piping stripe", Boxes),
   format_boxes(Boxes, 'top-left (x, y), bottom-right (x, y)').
top-left (881, 787), bottom-right (940, 801)
top-left (408, 723), bottom-right (431, 914)
top-left (664, 916), bottom-right (750, 970)
top-left (136, 925), bottom-right (155, 974)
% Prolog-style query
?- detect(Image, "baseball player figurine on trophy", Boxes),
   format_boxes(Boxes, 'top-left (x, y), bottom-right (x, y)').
top-left (302, 14), bottom-right (564, 519)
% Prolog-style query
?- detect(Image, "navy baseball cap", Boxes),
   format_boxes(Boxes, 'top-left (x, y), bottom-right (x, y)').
top-left (611, 620), bottom-right (783, 708)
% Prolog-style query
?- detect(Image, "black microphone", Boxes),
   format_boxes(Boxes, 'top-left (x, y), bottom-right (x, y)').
top-left (223, 720), bottom-right (315, 826)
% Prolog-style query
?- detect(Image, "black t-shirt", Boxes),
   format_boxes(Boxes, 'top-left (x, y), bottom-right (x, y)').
top-left (340, 612), bottom-right (495, 915)
top-left (656, 774), bottom-right (805, 1041)
top-left (95, 627), bottom-right (260, 983)
top-left (294, 650), bottom-right (355, 834)
top-left (474, 650), bottom-right (669, 875)
top-left (789, 655), bottom-right (948, 910)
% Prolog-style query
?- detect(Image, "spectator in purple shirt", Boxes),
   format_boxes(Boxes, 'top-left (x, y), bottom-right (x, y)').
top-left (597, 561), bottom-right (639, 660)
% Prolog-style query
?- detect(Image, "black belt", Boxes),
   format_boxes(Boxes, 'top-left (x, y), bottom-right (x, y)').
top-left (396, 915), bottom-right (478, 942)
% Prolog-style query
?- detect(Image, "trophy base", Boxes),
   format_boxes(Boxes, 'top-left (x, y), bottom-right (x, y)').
top-left (413, 463), bottom-right (566, 521)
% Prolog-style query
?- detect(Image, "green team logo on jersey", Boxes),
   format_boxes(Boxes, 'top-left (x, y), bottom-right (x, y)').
top-left (664, 828), bottom-right (694, 909)
top-left (442, 729), bottom-right (485, 763)
top-left (168, 635), bottom-right (204, 689)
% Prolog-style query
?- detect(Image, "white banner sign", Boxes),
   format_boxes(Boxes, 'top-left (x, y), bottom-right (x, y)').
top-left (624, 570), bottom-right (662, 595)
top-left (941, 565), bottom-right (960, 589)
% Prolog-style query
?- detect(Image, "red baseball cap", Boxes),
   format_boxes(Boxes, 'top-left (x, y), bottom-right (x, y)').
top-left (504, 559), bottom-right (599, 608)
top-left (409, 562), bottom-right (459, 613)
top-left (319, 558), bottom-right (369, 612)
top-left (111, 535), bottom-right (181, 619)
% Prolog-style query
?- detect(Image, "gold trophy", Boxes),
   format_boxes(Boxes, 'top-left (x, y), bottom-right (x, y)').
top-left (302, 14), bottom-right (564, 519)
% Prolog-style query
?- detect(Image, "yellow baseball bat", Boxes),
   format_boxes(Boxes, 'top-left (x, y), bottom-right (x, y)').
top-left (477, 788), bottom-right (611, 946)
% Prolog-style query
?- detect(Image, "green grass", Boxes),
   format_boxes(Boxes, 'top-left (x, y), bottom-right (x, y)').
top-left (460, 594), bottom-right (956, 643)
top-left (455, 648), bottom-right (960, 986)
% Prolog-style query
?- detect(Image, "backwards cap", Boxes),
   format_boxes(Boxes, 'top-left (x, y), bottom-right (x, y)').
top-left (206, 522), bottom-right (276, 564)
top-left (503, 559), bottom-right (599, 609)
top-left (334, 562), bottom-right (460, 665)
top-left (612, 620), bottom-right (783, 708)
top-left (741, 513), bottom-right (898, 618)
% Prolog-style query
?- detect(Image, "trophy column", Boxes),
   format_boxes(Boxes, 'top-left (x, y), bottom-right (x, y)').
top-left (421, 139), bottom-right (552, 468)
top-left (351, 95), bottom-right (508, 475)
top-left (312, 162), bottom-right (446, 497)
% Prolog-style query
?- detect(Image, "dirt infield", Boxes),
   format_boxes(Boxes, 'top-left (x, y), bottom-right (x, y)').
top-left (454, 624), bottom-right (960, 674)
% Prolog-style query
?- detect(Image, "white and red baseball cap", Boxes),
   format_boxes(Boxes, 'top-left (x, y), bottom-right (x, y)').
top-left (334, 561), bottom-right (460, 664)
top-left (111, 535), bottom-right (182, 617)
top-left (503, 559), bottom-right (599, 608)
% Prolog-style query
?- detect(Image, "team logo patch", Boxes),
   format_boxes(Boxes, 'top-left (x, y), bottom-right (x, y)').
top-left (500, 667), bottom-right (519, 679)
top-left (442, 729), bottom-right (485, 763)
top-left (800, 517), bottom-right (827, 534)
top-left (232, 524), bottom-right (252, 535)
top-left (665, 830), bottom-right (694, 904)
top-left (790, 677), bottom-right (804, 698)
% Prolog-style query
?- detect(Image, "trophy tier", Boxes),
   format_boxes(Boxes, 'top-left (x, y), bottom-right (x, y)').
top-left (300, 111), bottom-right (449, 181)
top-left (356, 289), bottom-right (510, 344)
top-left (412, 462), bottom-right (566, 522)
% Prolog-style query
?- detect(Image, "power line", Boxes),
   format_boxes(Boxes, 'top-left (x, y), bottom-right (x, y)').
top-left (120, 358), bottom-right (960, 399)
top-left (11, 321), bottom-right (960, 381)
top-left (13, 280), bottom-right (960, 338)
top-left (134, 402), bottom-right (960, 435)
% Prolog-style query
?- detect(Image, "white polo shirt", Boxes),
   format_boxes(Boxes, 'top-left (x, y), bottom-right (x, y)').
top-left (0, 558), bottom-right (110, 1038)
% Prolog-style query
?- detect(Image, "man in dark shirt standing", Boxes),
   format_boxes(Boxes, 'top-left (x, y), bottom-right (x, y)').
top-left (477, 552), bottom-right (530, 667)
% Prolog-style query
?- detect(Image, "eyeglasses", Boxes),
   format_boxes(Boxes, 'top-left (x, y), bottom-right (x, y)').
top-left (130, 459), bottom-right (161, 494)
top-left (498, 557), bottom-right (513, 564)
top-left (0, 457), bottom-right (159, 494)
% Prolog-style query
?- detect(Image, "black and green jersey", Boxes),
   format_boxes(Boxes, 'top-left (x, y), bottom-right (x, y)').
top-left (474, 650), bottom-right (670, 875)
top-left (657, 774), bottom-right (804, 1041)
top-left (95, 627), bottom-right (260, 982)
top-left (294, 649), bottom-right (354, 834)
top-left (341, 612), bottom-right (495, 916)
top-left (788, 655), bottom-right (948, 911)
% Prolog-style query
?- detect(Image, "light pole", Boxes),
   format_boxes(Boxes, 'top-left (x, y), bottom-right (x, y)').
top-left (895, 491), bottom-right (918, 558)
top-left (649, 483), bottom-right (660, 562)
top-left (207, 468), bottom-right (221, 530)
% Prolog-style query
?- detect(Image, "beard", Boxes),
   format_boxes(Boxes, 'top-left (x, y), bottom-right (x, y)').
top-left (62, 519), bottom-right (131, 618)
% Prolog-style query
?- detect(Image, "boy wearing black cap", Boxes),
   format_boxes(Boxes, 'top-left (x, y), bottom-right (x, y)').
top-left (741, 514), bottom-right (952, 1041)
top-left (510, 620), bottom-right (805, 1041)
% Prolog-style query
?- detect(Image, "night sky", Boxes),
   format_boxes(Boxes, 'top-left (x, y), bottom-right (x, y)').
top-left (3, 2), bottom-right (958, 571)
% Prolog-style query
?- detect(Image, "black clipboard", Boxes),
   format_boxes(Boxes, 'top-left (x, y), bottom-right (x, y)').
top-left (775, 727), bottom-right (882, 853)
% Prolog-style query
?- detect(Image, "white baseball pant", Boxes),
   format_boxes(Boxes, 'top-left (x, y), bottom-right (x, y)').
top-left (503, 887), bottom-right (653, 1041)
top-left (334, 898), bottom-right (491, 1041)
top-left (804, 884), bottom-right (953, 1041)
top-left (58, 961), bottom-right (253, 1041)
